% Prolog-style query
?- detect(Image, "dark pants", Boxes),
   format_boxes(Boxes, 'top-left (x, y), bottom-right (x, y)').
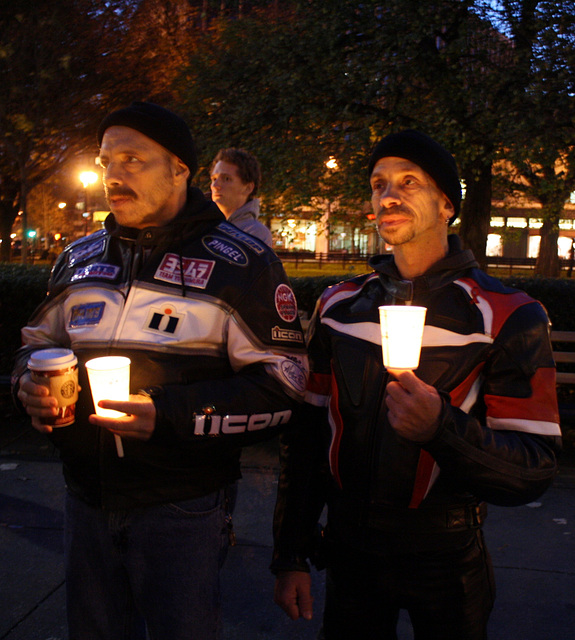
top-left (322, 529), bottom-right (495, 640)
top-left (64, 487), bottom-right (235, 640)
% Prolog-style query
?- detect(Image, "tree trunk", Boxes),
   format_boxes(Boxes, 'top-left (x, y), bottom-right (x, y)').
top-left (20, 183), bottom-right (29, 265)
top-left (536, 217), bottom-right (561, 277)
top-left (458, 160), bottom-right (492, 270)
top-left (0, 202), bottom-right (16, 262)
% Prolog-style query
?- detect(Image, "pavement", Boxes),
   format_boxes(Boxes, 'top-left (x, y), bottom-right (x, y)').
top-left (1, 396), bottom-right (575, 640)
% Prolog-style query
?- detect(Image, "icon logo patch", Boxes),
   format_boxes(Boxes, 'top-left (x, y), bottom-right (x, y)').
top-left (144, 304), bottom-right (184, 336)
top-left (272, 326), bottom-right (304, 343)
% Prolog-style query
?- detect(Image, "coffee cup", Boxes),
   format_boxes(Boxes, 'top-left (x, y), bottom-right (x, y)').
top-left (28, 348), bottom-right (79, 427)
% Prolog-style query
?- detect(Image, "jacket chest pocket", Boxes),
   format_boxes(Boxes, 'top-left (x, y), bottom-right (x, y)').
top-left (332, 337), bottom-right (384, 408)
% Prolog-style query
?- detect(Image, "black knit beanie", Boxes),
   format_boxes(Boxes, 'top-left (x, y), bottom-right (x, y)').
top-left (97, 102), bottom-right (198, 178)
top-left (367, 130), bottom-right (461, 221)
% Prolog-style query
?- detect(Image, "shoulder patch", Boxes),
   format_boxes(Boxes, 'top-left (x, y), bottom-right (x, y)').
top-left (69, 302), bottom-right (106, 328)
top-left (202, 235), bottom-right (248, 266)
top-left (275, 284), bottom-right (298, 323)
top-left (218, 221), bottom-right (266, 255)
top-left (280, 358), bottom-right (307, 393)
top-left (71, 263), bottom-right (120, 282)
top-left (67, 236), bottom-right (107, 267)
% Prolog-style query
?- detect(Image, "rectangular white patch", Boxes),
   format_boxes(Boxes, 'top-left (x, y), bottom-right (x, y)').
top-left (154, 253), bottom-right (215, 290)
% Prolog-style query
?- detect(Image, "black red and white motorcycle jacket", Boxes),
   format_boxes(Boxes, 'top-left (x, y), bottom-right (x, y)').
top-left (272, 235), bottom-right (561, 572)
top-left (13, 187), bottom-right (308, 509)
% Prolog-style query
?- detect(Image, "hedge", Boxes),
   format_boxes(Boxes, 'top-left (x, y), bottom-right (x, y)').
top-left (2, 264), bottom-right (575, 375)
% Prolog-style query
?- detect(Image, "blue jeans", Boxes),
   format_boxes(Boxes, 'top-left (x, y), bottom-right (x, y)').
top-left (64, 487), bottom-right (235, 640)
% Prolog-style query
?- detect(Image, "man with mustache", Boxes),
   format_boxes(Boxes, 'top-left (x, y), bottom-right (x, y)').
top-left (12, 102), bottom-right (308, 640)
top-left (271, 130), bottom-right (561, 639)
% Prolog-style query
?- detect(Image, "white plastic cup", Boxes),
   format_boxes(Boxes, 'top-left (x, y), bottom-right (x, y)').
top-left (28, 349), bottom-right (79, 427)
top-left (85, 356), bottom-right (131, 457)
top-left (378, 305), bottom-right (427, 370)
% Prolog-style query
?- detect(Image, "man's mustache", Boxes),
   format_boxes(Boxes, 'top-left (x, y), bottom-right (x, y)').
top-left (378, 205), bottom-right (412, 219)
top-left (106, 187), bottom-right (137, 199)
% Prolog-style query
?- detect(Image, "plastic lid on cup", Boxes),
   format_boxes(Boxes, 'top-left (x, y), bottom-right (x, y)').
top-left (28, 348), bottom-right (77, 371)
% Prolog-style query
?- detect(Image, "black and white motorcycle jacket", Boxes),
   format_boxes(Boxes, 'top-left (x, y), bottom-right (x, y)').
top-left (13, 187), bottom-right (308, 509)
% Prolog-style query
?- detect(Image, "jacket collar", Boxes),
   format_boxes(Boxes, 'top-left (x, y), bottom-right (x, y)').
top-left (368, 235), bottom-right (479, 302)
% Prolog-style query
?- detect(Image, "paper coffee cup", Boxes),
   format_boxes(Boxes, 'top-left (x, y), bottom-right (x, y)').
top-left (28, 348), bottom-right (79, 427)
top-left (379, 305), bottom-right (427, 370)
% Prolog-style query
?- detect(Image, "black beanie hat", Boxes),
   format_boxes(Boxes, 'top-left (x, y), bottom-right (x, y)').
top-left (367, 130), bottom-right (461, 220)
top-left (97, 102), bottom-right (198, 178)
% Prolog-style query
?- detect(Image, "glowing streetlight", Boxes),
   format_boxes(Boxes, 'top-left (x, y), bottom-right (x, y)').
top-left (325, 156), bottom-right (338, 170)
top-left (79, 171), bottom-right (98, 190)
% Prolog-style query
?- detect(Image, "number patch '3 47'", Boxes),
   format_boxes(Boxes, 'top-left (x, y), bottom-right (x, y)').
top-left (154, 253), bottom-right (215, 289)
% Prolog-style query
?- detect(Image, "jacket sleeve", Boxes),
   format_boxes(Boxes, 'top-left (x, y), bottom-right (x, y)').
top-left (148, 261), bottom-right (309, 448)
top-left (424, 301), bottom-right (562, 506)
top-left (269, 403), bottom-right (331, 574)
top-left (270, 303), bottom-right (334, 573)
top-left (11, 252), bottom-right (73, 407)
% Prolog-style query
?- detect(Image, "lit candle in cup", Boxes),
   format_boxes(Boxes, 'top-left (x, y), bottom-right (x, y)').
top-left (85, 356), bottom-right (131, 457)
top-left (378, 305), bottom-right (427, 370)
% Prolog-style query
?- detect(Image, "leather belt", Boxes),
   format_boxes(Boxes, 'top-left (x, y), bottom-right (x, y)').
top-left (335, 497), bottom-right (488, 533)
top-left (368, 501), bottom-right (487, 532)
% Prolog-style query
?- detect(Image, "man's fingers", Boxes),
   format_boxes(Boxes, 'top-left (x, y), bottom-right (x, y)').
top-left (274, 573), bottom-right (314, 621)
top-left (387, 368), bottom-right (419, 392)
top-left (30, 417), bottom-right (54, 434)
top-left (297, 590), bottom-right (314, 620)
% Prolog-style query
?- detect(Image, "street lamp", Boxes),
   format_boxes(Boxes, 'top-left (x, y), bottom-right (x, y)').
top-left (79, 171), bottom-right (98, 235)
top-left (325, 156), bottom-right (338, 170)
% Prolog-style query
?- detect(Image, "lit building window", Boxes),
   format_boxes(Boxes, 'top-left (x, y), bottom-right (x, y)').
top-left (486, 234), bottom-right (502, 256)
top-left (528, 236), bottom-right (540, 258)
top-left (491, 217), bottom-right (505, 228)
top-left (304, 223), bottom-right (317, 252)
top-left (507, 217), bottom-right (527, 229)
top-left (529, 219), bottom-right (543, 229)
top-left (558, 236), bottom-right (573, 258)
top-left (559, 219), bottom-right (573, 230)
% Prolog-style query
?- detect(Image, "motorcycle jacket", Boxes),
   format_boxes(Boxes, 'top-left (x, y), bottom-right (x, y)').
top-left (13, 187), bottom-right (308, 509)
top-left (272, 235), bottom-right (561, 572)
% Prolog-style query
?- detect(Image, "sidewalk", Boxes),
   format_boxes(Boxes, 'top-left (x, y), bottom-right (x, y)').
top-left (1, 413), bottom-right (574, 640)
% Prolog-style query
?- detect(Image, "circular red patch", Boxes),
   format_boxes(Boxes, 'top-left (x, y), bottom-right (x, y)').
top-left (275, 284), bottom-right (298, 323)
